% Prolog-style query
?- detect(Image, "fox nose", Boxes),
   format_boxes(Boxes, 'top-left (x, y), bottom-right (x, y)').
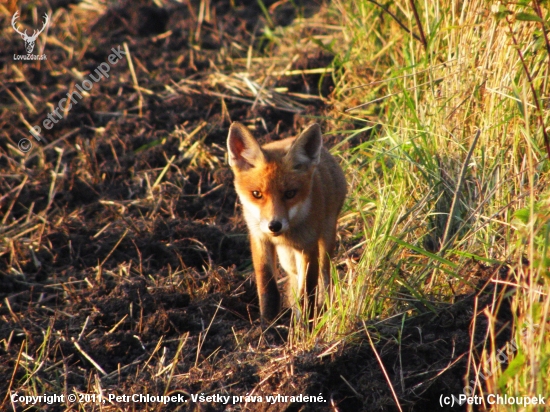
top-left (268, 220), bottom-right (282, 233)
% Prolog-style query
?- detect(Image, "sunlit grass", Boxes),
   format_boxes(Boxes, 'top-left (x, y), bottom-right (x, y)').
top-left (311, 0), bottom-right (550, 407)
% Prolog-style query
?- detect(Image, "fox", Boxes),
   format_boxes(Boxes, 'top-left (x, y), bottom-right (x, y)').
top-left (227, 122), bottom-right (347, 322)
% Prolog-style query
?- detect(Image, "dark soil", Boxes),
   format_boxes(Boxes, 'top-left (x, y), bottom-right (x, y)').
top-left (0, 1), bottom-right (512, 411)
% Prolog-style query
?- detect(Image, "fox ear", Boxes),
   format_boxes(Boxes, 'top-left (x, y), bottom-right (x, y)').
top-left (227, 122), bottom-right (265, 170)
top-left (287, 123), bottom-right (322, 169)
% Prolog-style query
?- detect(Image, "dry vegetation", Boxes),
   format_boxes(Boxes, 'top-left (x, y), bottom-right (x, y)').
top-left (1, 0), bottom-right (549, 411)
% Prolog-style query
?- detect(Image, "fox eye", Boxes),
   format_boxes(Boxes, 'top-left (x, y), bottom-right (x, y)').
top-left (284, 190), bottom-right (297, 199)
top-left (252, 190), bottom-right (262, 199)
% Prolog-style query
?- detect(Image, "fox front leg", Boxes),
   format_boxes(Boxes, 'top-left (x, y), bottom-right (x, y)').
top-left (250, 236), bottom-right (280, 322)
top-left (304, 246), bottom-right (321, 319)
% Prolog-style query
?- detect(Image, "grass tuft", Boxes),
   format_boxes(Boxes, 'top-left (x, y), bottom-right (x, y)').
top-left (321, 0), bottom-right (550, 405)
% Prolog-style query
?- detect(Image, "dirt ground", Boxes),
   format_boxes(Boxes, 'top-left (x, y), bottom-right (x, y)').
top-left (0, 1), bottom-right (512, 411)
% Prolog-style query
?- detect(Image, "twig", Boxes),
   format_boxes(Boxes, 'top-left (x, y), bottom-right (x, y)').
top-left (16, 86), bottom-right (38, 114)
top-left (531, 0), bottom-right (550, 110)
top-left (363, 323), bottom-right (404, 412)
top-left (74, 341), bottom-right (107, 376)
top-left (99, 229), bottom-right (129, 267)
top-left (365, 0), bottom-right (421, 42)
top-left (101, 355), bottom-right (147, 381)
top-left (506, 14), bottom-right (550, 161)
top-left (163, 332), bottom-right (189, 394)
top-left (1, 175), bottom-right (28, 226)
top-left (344, 59), bottom-right (459, 92)
top-left (1, 341), bottom-right (25, 407)
top-left (25, 127), bottom-right (81, 162)
top-left (153, 155), bottom-right (176, 189)
top-left (345, 78), bottom-right (439, 111)
top-left (532, 0), bottom-right (550, 77)
top-left (194, 301), bottom-right (221, 368)
top-left (107, 314), bottom-right (128, 334)
top-left (340, 375), bottom-right (362, 399)
top-left (440, 129), bottom-right (481, 252)
top-left (124, 43), bottom-right (143, 118)
top-left (408, 0), bottom-right (428, 52)
top-left (77, 316), bottom-right (90, 341)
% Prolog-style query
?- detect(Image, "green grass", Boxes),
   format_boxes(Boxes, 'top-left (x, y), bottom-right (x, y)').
top-left (308, 0), bottom-right (550, 408)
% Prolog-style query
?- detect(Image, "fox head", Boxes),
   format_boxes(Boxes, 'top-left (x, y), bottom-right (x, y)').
top-left (227, 122), bottom-right (322, 237)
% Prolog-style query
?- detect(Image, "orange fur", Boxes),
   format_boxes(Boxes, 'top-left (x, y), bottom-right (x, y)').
top-left (227, 122), bottom-right (347, 322)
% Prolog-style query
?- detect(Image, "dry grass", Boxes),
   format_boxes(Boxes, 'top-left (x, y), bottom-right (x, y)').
top-left (2, 0), bottom-right (550, 410)
top-left (321, 0), bottom-right (550, 409)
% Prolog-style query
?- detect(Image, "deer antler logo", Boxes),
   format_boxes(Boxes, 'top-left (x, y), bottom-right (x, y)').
top-left (12, 11), bottom-right (49, 54)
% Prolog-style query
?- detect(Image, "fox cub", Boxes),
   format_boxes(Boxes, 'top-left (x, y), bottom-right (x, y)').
top-left (227, 122), bottom-right (347, 322)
